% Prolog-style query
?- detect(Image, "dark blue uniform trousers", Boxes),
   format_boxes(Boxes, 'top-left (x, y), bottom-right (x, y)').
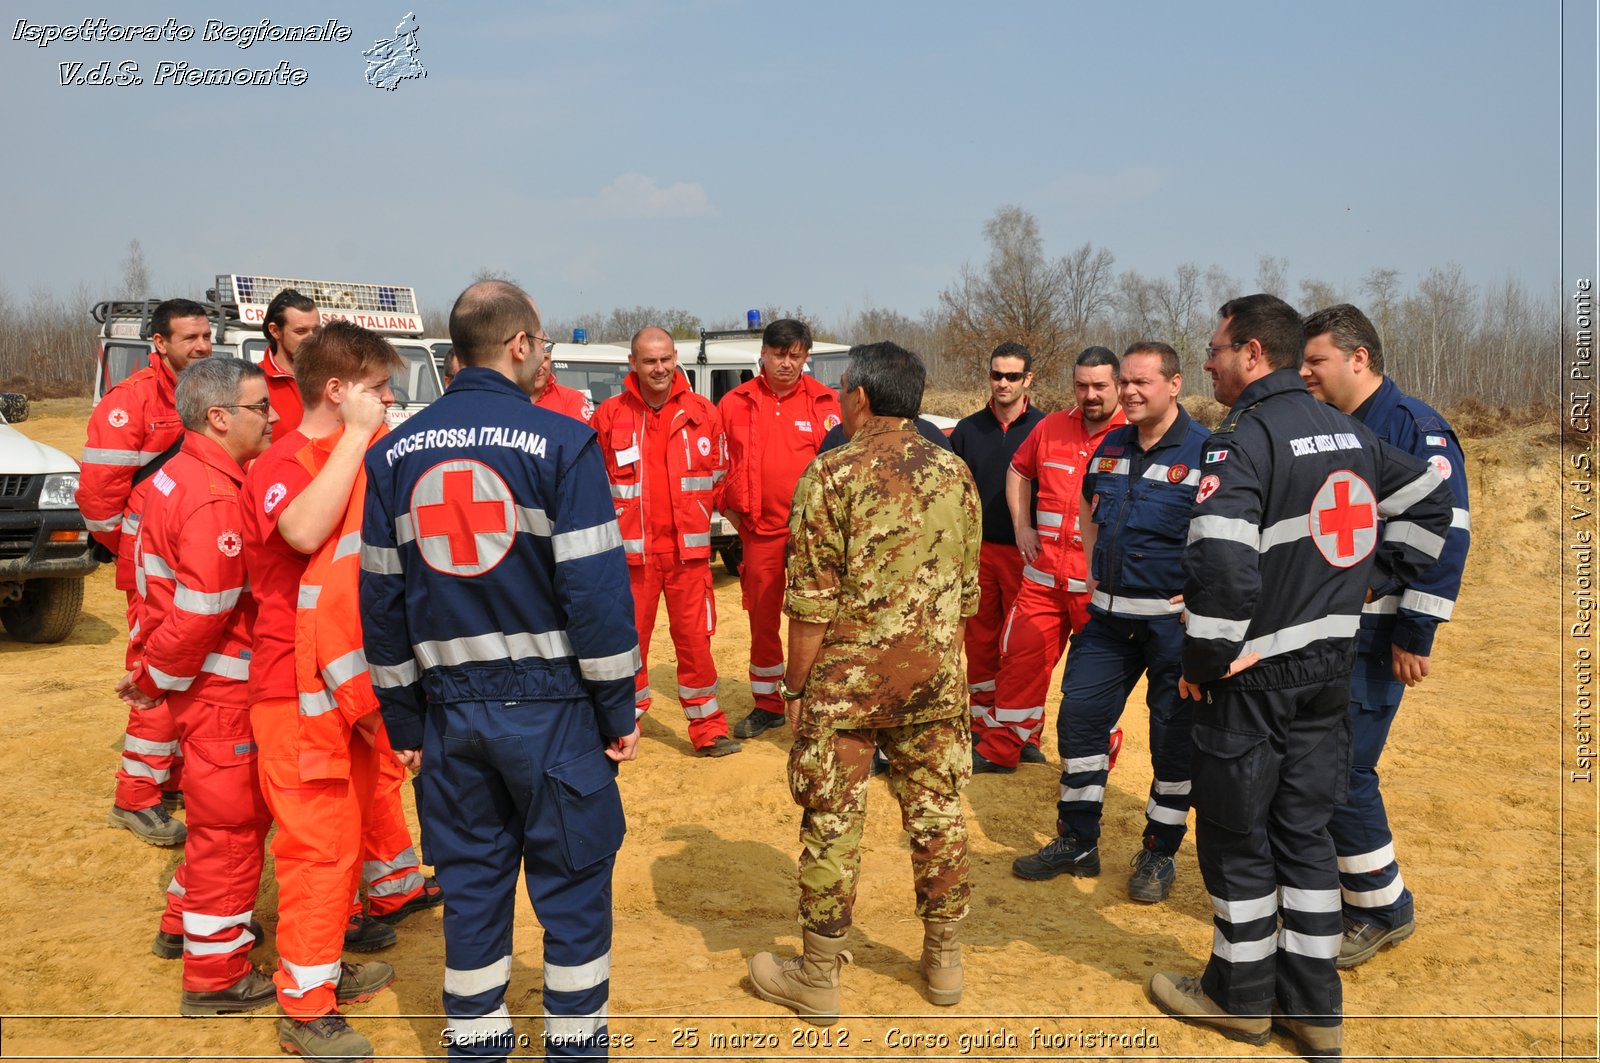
top-left (1327, 695), bottom-right (1414, 930)
top-left (421, 699), bottom-right (623, 1061)
top-left (1056, 614), bottom-right (1192, 852)
top-left (1191, 674), bottom-right (1350, 1028)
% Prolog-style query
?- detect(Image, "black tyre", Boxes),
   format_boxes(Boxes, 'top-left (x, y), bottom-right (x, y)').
top-left (0, 392), bottom-right (28, 423)
top-left (719, 541), bottom-right (743, 577)
top-left (0, 577), bottom-right (85, 643)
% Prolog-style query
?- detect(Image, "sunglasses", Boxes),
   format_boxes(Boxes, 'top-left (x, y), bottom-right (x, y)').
top-left (989, 370), bottom-right (1027, 382)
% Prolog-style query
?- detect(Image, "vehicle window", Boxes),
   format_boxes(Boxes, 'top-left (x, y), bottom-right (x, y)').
top-left (711, 369), bottom-right (744, 404)
top-left (390, 345), bottom-right (442, 404)
top-left (553, 360), bottom-right (631, 404)
top-left (809, 353), bottom-right (848, 389)
top-left (103, 341), bottom-right (151, 392)
top-left (241, 338), bottom-right (268, 363)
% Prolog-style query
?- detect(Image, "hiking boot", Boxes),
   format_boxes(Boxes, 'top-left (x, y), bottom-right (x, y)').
top-left (748, 928), bottom-right (852, 1026)
top-left (972, 749), bottom-right (1016, 775)
top-left (1128, 847), bottom-right (1177, 903)
top-left (153, 919), bottom-right (265, 960)
top-left (732, 708), bottom-right (786, 738)
top-left (179, 968), bottom-right (276, 1017)
top-left (1335, 916), bottom-right (1414, 969)
top-left (1018, 743), bottom-right (1049, 765)
top-left (107, 803), bottom-right (186, 847)
top-left (277, 1012), bottom-right (374, 1062)
top-left (1012, 832), bottom-right (1100, 880)
top-left (161, 790), bottom-right (185, 812)
top-left (336, 961), bottom-right (395, 1006)
top-left (920, 920), bottom-right (962, 1006)
top-left (342, 914), bottom-right (397, 953)
top-left (695, 734), bottom-right (743, 758)
top-left (1273, 1014), bottom-right (1344, 1059)
top-left (1146, 972), bottom-right (1270, 1046)
top-left (369, 877), bottom-right (444, 927)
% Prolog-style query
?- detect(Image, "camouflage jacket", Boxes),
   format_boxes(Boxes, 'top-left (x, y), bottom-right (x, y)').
top-left (785, 416), bottom-right (981, 729)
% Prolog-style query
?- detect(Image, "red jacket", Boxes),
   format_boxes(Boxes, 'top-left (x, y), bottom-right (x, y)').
top-left (77, 354), bottom-right (184, 591)
top-left (594, 372), bottom-right (726, 562)
top-left (715, 371), bottom-right (840, 536)
top-left (128, 432), bottom-right (255, 707)
top-left (263, 346), bottom-right (303, 434)
top-left (535, 377), bottom-right (594, 423)
top-left (1009, 405), bottom-right (1127, 591)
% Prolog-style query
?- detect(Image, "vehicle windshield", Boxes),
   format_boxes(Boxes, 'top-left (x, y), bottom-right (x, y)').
top-left (553, 359), bottom-right (632, 405)
top-left (808, 352), bottom-right (848, 389)
top-left (390, 344), bottom-right (443, 405)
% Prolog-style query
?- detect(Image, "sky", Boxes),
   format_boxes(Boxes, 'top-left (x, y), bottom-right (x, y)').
top-left (0, 0), bottom-right (1592, 331)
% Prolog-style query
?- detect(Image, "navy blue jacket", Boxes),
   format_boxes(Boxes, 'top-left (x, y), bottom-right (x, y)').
top-left (950, 400), bottom-right (1047, 545)
top-left (1080, 407), bottom-right (1210, 619)
top-left (360, 367), bottom-right (640, 751)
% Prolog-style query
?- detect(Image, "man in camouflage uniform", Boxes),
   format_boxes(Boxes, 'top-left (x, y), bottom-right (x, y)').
top-left (747, 342), bottom-right (981, 1025)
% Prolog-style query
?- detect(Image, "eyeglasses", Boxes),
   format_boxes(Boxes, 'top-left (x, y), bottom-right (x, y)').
top-left (1203, 340), bottom-right (1247, 357)
top-left (989, 370), bottom-right (1027, 382)
top-left (217, 399), bottom-right (272, 416)
top-left (503, 330), bottom-right (555, 355)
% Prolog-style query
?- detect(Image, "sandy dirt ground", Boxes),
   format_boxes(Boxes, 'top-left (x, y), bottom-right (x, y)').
top-left (0, 400), bottom-right (1592, 1062)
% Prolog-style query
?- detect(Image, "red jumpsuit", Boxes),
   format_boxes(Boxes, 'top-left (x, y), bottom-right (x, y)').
top-left (262, 346), bottom-right (303, 434)
top-left (131, 433), bottom-right (270, 992)
top-left (715, 372), bottom-right (840, 715)
top-left (77, 353), bottom-right (184, 811)
top-left (594, 373), bottom-right (730, 748)
top-left (535, 375), bottom-right (594, 422)
top-left (980, 406), bottom-right (1125, 768)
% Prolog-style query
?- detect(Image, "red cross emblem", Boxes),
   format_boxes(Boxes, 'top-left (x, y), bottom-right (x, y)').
top-left (1310, 471), bottom-right (1377, 567)
top-left (410, 460), bottom-right (514, 576)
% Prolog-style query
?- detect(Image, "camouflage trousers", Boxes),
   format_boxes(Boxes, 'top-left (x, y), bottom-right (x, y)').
top-left (788, 714), bottom-right (972, 936)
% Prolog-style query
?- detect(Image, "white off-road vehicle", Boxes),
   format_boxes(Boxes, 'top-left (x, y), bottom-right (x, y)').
top-left (0, 402), bottom-right (96, 642)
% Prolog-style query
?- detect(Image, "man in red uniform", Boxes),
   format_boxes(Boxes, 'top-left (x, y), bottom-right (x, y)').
top-left (261, 288), bottom-right (320, 433)
top-left (595, 327), bottom-right (740, 757)
top-left (530, 333), bottom-right (594, 422)
top-left (242, 322), bottom-right (406, 1063)
top-left (977, 347), bottom-right (1125, 773)
top-left (120, 357), bottom-right (277, 1014)
top-left (715, 319), bottom-right (841, 739)
top-left (79, 298), bottom-right (215, 846)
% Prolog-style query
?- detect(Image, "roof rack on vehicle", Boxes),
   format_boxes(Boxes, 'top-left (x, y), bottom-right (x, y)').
top-left (91, 298), bottom-right (229, 340)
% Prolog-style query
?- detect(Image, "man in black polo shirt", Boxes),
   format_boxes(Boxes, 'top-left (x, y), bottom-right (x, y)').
top-left (949, 342), bottom-right (1046, 758)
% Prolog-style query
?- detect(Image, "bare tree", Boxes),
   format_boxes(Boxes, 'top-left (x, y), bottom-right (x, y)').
top-left (470, 267), bottom-right (520, 285)
top-left (1059, 242), bottom-right (1117, 340)
top-left (1255, 255), bottom-right (1290, 299)
top-left (1298, 277), bottom-right (1346, 314)
top-left (120, 240), bottom-right (151, 300)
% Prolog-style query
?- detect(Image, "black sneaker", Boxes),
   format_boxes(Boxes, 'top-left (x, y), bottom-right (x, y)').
top-left (972, 750), bottom-right (1016, 775)
top-left (343, 914), bottom-right (397, 953)
top-left (732, 708), bottom-right (786, 738)
top-left (1128, 847), bottom-right (1177, 903)
top-left (370, 876), bottom-right (444, 927)
top-left (1012, 832), bottom-right (1100, 880)
top-left (1018, 744), bottom-right (1049, 765)
top-left (153, 919), bottom-right (265, 960)
top-left (695, 734), bottom-right (743, 758)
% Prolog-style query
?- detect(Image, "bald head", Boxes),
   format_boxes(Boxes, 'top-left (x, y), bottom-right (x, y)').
top-left (449, 280), bottom-right (540, 367)
top-left (630, 325), bottom-right (674, 355)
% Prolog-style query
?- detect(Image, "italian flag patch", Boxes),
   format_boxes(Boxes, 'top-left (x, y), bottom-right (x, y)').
top-left (1206, 448), bottom-right (1228, 463)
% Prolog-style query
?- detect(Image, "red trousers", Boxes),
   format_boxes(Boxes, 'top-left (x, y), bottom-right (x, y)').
top-left (631, 552), bottom-right (727, 748)
top-left (978, 576), bottom-right (1090, 767)
top-left (117, 590), bottom-right (183, 810)
top-left (965, 541), bottom-right (1025, 733)
top-left (356, 717), bottom-right (427, 918)
top-left (739, 529), bottom-right (789, 715)
top-left (157, 692), bottom-right (271, 991)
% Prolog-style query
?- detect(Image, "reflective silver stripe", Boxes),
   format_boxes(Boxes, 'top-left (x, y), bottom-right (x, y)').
top-left (991, 705), bottom-right (1041, 724)
top-left (123, 513), bottom-right (141, 536)
top-left (1211, 928), bottom-right (1278, 964)
top-left (360, 544), bottom-right (403, 575)
top-left (298, 584), bottom-right (322, 609)
top-left (1145, 799), bottom-right (1189, 825)
top-left (84, 515), bottom-right (122, 533)
top-left (514, 505), bottom-right (554, 536)
top-left (202, 652), bottom-right (250, 680)
top-left (1022, 564), bottom-right (1055, 588)
top-left (1187, 514), bottom-right (1259, 547)
top-left (622, 538), bottom-right (645, 554)
top-left (299, 688), bottom-right (338, 718)
top-left (967, 679), bottom-right (996, 694)
top-left (1257, 515), bottom-right (1310, 552)
top-left (678, 682), bottom-right (719, 700)
top-left (416, 629), bottom-right (575, 668)
top-left (280, 959), bottom-right (342, 997)
top-left (1211, 891), bottom-right (1278, 923)
top-left (1242, 613), bottom-right (1361, 660)
top-left (634, 705), bottom-right (647, 720)
top-left (371, 659), bottom-right (419, 688)
top-left (1145, 463), bottom-right (1200, 486)
top-left (750, 662), bottom-right (786, 678)
top-left (447, 1006), bottom-right (513, 1039)
top-left (1153, 778), bottom-right (1192, 796)
top-left (1007, 723), bottom-right (1032, 741)
top-left (1036, 511), bottom-right (1065, 528)
top-left (711, 469), bottom-right (726, 483)
top-left (543, 1007), bottom-right (606, 1041)
top-left (1097, 458), bottom-right (1130, 476)
top-left (1383, 520), bottom-right (1445, 558)
top-left (146, 664), bottom-right (195, 692)
top-left (120, 757), bottom-right (171, 780)
top-left (183, 910), bottom-right (252, 937)
top-left (680, 476), bottom-right (715, 492)
top-left (750, 680), bottom-right (778, 695)
top-left (364, 848), bottom-right (421, 883)
top-left (174, 583), bottom-right (242, 616)
top-left (1060, 784), bottom-right (1105, 803)
top-left (1452, 507), bottom-right (1471, 530)
top-left (125, 735), bottom-right (179, 756)
top-left (1337, 842), bottom-right (1395, 874)
top-left (634, 686), bottom-right (651, 704)
top-left (1066, 577), bottom-right (1088, 593)
top-left (1343, 874), bottom-right (1407, 908)
top-left (444, 956), bottom-right (512, 997)
top-left (184, 929), bottom-right (254, 956)
top-left (682, 697), bottom-right (720, 719)
top-left (82, 447), bottom-right (146, 466)
top-left (323, 648), bottom-right (368, 691)
top-left (553, 521), bottom-right (623, 562)
top-left (1184, 612), bottom-right (1250, 641)
top-left (1065, 754), bottom-right (1108, 773)
top-left (332, 531), bottom-right (363, 563)
top-left (1089, 589), bottom-right (1182, 617)
top-left (142, 552), bottom-right (175, 579)
top-left (166, 876), bottom-right (186, 897)
top-left (1378, 464), bottom-right (1445, 517)
top-left (544, 951), bottom-right (611, 992)
top-left (1362, 595), bottom-right (1399, 615)
top-left (581, 648), bottom-right (641, 682)
top-left (681, 532), bottom-right (711, 549)
top-left (1279, 886), bottom-right (1341, 912)
top-left (610, 482), bottom-right (641, 500)
top-left (1280, 929), bottom-right (1341, 959)
top-left (369, 870), bottom-right (425, 897)
top-left (1399, 589), bottom-right (1455, 620)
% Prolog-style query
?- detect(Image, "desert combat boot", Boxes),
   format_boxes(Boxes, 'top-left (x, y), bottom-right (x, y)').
top-left (920, 920), bottom-right (962, 1006)
top-left (748, 928), bottom-right (852, 1026)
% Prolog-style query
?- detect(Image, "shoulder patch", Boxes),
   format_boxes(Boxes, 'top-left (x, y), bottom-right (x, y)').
top-left (823, 413), bottom-right (841, 432)
top-left (1167, 463), bottom-right (1189, 483)
top-left (216, 530), bottom-right (243, 557)
top-left (1196, 474), bottom-right (1221, 504)
top-left (1425, 433), bottom-right (1448, 448)
top-left (1205, 447), bottom-right (1229, 464)
top-left (107, 407), bottom-right (129, 428)
top-left (263, 482), bottom-right (288, 514)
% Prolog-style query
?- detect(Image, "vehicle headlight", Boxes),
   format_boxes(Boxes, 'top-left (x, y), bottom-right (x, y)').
top-left (39, 472), bottom-right (80, 509)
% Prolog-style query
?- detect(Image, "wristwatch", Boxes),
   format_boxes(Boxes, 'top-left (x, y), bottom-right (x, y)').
top-left (777, 677), bottom-right (805, 701)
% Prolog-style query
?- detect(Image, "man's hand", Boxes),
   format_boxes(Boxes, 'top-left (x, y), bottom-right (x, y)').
top-left (1178, 677), bottom-right (1205, 701)
top-left (343, 380), bottom-right (388, 436)
top-left (605, 726), bottom-right (641, 763)
top-left (1015, 525), bottom-right (1042, 565)
top-left (114, 671), bottom-right (161, 710)
top-left (1392, 646), bottom-right (1431, 686)
top-left (395, 748), bottom-right (422, 773)
top-left (1178, 652), bottom-right (1260, 702)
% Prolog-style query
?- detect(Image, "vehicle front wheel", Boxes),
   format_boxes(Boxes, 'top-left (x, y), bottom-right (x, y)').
top-left (0, 577), bottom-right (85, 643)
